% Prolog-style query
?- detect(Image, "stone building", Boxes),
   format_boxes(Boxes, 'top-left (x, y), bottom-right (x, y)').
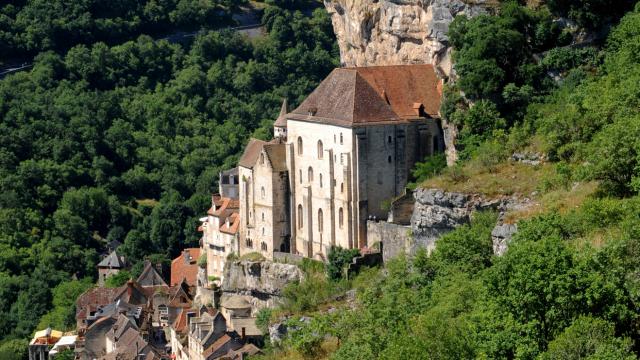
top-left (97, 250), bottom-right (127, 286)
top-left (238, 138), bottom-right (290, 259)
top-left (218, 167), bottom-right (239, 199)
top-left (199, 194), bottom-right (240, 284)
top-left (282, 64), bottom-right (443, 258)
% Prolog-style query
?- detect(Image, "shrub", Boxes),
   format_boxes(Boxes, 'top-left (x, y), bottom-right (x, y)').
top-left (105, 270), bottom-right (132, 288)
top-left (327, 246), bottom-right (360, 281)
top-left (197, 254), bottom-right (207, 268)
top-left (411, 153), bottom-right (447, 186)
top-left (256, 308), bottom-right (273, 334)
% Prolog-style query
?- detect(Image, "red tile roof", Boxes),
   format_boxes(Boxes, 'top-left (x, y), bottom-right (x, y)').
top-left (220, 212), bottom-right (240, 235)
top-left (171, 248), bottom-right (201, 287)
top-left (289, 64), bottom-right (442, 127)
top-left (76, 287), bottom-right (120, 320)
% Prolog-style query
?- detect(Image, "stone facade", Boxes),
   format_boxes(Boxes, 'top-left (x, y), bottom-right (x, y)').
top-left (238, 140), bottom-right (290, 259)
top-left (200, 195), bottom-right (240, 284)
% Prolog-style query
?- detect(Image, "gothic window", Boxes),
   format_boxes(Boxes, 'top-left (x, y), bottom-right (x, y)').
top-left (340, 133), bottom-right (343, 144)
top-left (317, 140), bottom-right (323, 159)
top-left (308, 167), bottom-right (314, 182)
top-left (319, 173), bottom-right (323, 188)
top-left (299, 169), bottom-right (302, 184)
top-left (297, 137), bottom-right (303, 155)
top-left (261, 186), bottom-right (265, 199)
top-left (338, 208), bottom-right (344, 228)
top-left (297, 204), bottom-right (303, 229)
top-left (318, 209), bottom-right (323, 233)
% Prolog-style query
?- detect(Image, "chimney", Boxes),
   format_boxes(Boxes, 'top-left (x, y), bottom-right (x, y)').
top-left (241, 327), bottom-right (246, 340)
top-left (127, 280), bottom-right (134, 298)
top-left (412, 103), bottom-right (424, 117)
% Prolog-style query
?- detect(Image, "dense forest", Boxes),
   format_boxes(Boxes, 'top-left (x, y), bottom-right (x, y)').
top-left (0, 0), bottom-right (338, 357)
top-left (257, 1), bottom-right (640, 359)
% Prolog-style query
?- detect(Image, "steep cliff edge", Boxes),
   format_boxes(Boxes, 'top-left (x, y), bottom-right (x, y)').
top-left (220, 260), bottom-right (303, 314)
top-left (323, 0), bottom-right (495, 77)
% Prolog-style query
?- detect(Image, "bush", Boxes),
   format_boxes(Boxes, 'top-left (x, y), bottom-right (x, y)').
top-left (256, 308), bottom-right (273, 334)
top-left (327, 246), bottom-right (360, 281)
top-left (411, 153), bottom-right (447, 186)
top-left (105, 270), bottom-right (132, 288)
top-left (197, 254), bottom-right (207, 268)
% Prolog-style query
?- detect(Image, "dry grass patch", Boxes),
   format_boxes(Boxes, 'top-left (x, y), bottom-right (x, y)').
top-left (421, 161), bottom-right (554, 198)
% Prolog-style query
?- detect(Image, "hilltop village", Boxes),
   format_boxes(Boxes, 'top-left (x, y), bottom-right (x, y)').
top-left (28, 64), bottom-right (443, 360)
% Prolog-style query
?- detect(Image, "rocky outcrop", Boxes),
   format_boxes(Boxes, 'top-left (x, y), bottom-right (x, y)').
top-left (410, 188), bottom-right (529, 255)
top-left (221, 260), bottom-right (303, 313)
top-left (323, 0), bottom-right (494, 77)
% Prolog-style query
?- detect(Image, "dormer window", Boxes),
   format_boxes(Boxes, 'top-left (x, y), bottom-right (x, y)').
top-left (308, 107), bottom-right (317, 116)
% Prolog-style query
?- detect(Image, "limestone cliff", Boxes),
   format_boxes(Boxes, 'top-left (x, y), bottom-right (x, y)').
top-left (324, 0), bottom-right (495, 77)
top-left (220, 260), bottom-right (303, 314)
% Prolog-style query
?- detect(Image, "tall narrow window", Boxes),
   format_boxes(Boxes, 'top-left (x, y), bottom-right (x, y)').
top-left (299, 170), bottom-right (302, 184)
top-left (317, 140), bottom-right (323, 159)
top-left (297, 204), bottom-right (303, 229)
top-left (297, 137), bottom-right (303, 155)
top-left (308, 167), bottom-right (314, 182)
top-left (340, 133), bottom-right (343, 144)
top-left (388, 136), bottom-right (392, 144)
top-left (319, 173), bottom-right (323, 188)
top-left (340, 183), bottom-right (344, 193)
top-left (318, 209), bottom-right (323, 232)
top-left (261, 212), bottom-right (265, 221)
top-left (338, 208), bottom-right (344, 228)
top-left (261, 186), bottom-right (265, 199)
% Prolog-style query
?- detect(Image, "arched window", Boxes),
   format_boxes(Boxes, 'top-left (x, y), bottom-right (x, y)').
top-left (297, 137), bottom-right (303, 155)
top-left (317, 140), bottom-right (323, 159)
top-left (338, 208), bottom-right (344, 228)
top-left (340, 133), bottom-right (343, 144)
top-left (297, 204), bottom-right (303, 229)
top-left (319, 173), bottom-right (323, 188)
top-left (261, 212), bottom-right (265, 221)
top-left (340, 182), bottom-right (344, 193)
top-left (318, 209), bottom-right (323, 233)
top-left (262, 227), bottom-right (265, 236)
top-left (261, 186), bottom-right (265, 199)
top-left (308, 167), bottom-right (314, 182)
top-left (260, 153), bottom-right (265, 164)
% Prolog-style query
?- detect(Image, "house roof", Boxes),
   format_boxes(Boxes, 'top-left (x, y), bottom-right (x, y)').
top-left (208, 195), bottom-right (239, 218)
top-left (137, 261), bottom-right (168, 287)
top-left (98, 250), bottom-right (127, 269)
top-left (222, 296), bottom-right (250, 310)
top-left (238, 139), bottom-right (268, 169)
top-left (230, 318), bottom-right (261, 337)
top-left (171, 248), bottom-right (201, 287)
top-left (76, 287), bottom-right (121, 319)
top-left (274, 98), bottom-right (288, 128)
top-left (263, 143), bottom-right (287, 172)
top-left (289, 65), bottom-right (442, 127)
top-left (220, 212), bottom-right (240, 235)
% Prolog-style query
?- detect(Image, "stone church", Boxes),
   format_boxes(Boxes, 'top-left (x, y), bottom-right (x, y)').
top-left (232, 64), bottom-right (443, 260)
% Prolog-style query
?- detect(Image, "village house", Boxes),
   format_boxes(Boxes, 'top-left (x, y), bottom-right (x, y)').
top-left (199, 194), bottom-right (240, 284)
top-left (97, 250), bottom-right (128, 286)
top-left (171, 248), bottom-right (201, 287)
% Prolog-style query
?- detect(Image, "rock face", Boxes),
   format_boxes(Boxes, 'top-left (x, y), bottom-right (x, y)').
top-left (221, 260), bottom-right (303, 313)
top-left (324, 0), bottom-right (493, 77)
top-left (411, 188), bottom-right (527, 255)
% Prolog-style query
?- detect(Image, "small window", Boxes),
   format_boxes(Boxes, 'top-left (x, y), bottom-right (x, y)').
top-left (387, 155), bottom-right (392, 163)
top-left (299, 170), bottom-right (302, 184)
top-left (334, 134), bottom-right (336, 143)
top-left (262, 227), bottom-right (265, 236)
top-left (338, 208), bottom-right (344, 229)
top-left (318, 209), bottom-right (323, 233)
top-left (297, 137), bottom-right (303, 155)
top-left (388, 136), bottom-right (392, 144)
top-left (319, 173), bottom-right (323, 188)
top-left (261, 186), bottom-right (265, 199)
top-left (317, 140), bottom-right (323, 159)
top-left (340, 183), bottom-right (344, 193)
top-left (340, 133), bottom-right (343, 144)
top-left (261, 242), bottom-right (267, 251)
top-left (297, 204), bottom-right (303, 229)
top-left (308, 167), bottom-right (314, 182)
top-left (260, 153), bottom-right (265, 164)
top-left (261, 212), bottom-right (265, 221)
